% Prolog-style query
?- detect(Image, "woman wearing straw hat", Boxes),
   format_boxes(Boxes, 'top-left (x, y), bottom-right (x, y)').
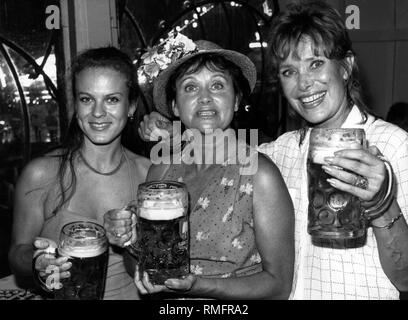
top-left (140, 1), bottom-right (408, 300)
top-left (109, 34), bottom-right (295, 299)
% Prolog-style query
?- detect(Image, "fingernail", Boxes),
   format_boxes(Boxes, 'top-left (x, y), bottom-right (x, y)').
top-left (324, 157), bottom-right (334, 164)
top-left (164, 280), bottom-right (175, 287)
top-left (53, 282), bottom-right (63, 290)
top-left (327, 178), bottom-right (336, 185)
top-left (322, 165), bottom-right (332, 172)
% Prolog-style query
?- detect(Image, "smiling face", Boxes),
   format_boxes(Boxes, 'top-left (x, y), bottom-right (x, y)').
top-left (75, 67), bottom-right (135, 145)
top-left (172, 65), bottom-right (239, 134)
top-left (278, 37), bottom-right (353, 128)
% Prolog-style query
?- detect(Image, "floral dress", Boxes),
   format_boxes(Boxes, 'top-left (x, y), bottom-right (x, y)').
top-left (163, 162), bottom-right (262, 278)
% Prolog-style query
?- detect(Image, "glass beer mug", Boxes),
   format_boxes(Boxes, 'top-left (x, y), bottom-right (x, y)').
top-left (127, 181), bottom-right (189, 285)
top-left (55, 221), bottom-right (109, 299)
top-left (307, 128), bottom-right (368, 240)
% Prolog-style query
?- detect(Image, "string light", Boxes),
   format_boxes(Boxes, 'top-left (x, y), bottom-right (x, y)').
top-left (230, 1), bottom-right (242, 7)
top-left (262, 0), bottom-right (273, 17)
top-left (0, 68), bottom-right (6, 88)
top-left (249, 32), bottom-right (267, 49)
top-left (249, 42), bottom-right (267, 49)
top-left (158, 5), bottom-right (215, 45)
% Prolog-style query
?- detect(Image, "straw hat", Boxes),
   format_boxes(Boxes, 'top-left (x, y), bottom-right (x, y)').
top-left (139, 35), bottom-right (256, 118)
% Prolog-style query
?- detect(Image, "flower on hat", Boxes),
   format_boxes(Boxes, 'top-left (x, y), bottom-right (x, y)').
top-left (138, 33), bottom-right (197, 83)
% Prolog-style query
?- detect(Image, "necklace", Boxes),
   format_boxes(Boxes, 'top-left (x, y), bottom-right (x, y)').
top-left (79, 147), bottom-right (125, 176)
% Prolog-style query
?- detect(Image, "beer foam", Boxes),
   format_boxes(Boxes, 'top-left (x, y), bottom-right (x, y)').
top-left (142, 199), bottom-right (183, 208)
top-left (310, 145), bottom-right (362, 165)
top-left (311, 147), bottom-right (341, 165)
top-left (138, 207), bottom-right (184, 221)
top-left (58, 245), bottom-right (106, 258)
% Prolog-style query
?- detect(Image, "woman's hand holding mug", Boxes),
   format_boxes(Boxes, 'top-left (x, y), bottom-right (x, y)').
top-left (103, 205), bottom-right (137, 247)
top-left (33, 237), bottom-right (71, 291)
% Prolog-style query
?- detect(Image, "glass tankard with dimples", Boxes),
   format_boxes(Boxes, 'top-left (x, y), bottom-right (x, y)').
top-left (307, 128), bottom-right (368, 240)
top-left (127, 181), bottom-right (189, 285)
top-left (54, 221), bottom-right (109, 299)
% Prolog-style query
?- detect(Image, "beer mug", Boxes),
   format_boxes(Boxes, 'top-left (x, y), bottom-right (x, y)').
top-left (127, 181), bottom-right (189, 285)
top-left (307, 128), bottom-right (367, 240)
top-left (54, 221), bottom-right (109, 299)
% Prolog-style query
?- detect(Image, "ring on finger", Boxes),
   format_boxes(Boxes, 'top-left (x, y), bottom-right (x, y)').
top-left (113, 231), bottom-right (123, 238)
top-left (354, 175), bottom-right (368, 190)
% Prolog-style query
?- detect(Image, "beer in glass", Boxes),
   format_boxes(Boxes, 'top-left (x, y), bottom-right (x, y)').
top-left (128, 181), bottom-right (189, 285)
top-left (307, 128), bottom-right (366, 239)
top-left (55, 221), bottom-right (109, 299)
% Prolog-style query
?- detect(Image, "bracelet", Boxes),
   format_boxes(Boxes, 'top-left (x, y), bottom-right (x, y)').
top-left (363, 156), bottom-right (396, 221)
top-left (371, 212), bottom-right (403, 229)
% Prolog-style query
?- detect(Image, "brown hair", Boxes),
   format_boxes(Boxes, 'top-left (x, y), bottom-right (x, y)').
top-left (267, 0), bottom-right (369, 141)
top-left (52, 47), bottom-right (137, 214)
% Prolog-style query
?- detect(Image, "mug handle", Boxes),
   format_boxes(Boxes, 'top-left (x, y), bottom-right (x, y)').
top-left (123, 202), bottom-right (142, 266)
top-left (123, 201), bottom-right (138, 248)
top-left (363, 157), bottom-right (395, 221)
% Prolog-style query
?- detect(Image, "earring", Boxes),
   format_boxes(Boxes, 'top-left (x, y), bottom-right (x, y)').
top-left (234, 101), bottom-right (239, 112)
top-left (128, 114), bottom-right (134, 122)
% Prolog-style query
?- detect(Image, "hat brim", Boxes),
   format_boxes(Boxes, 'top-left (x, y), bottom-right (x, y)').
top-left (152, 48), bottom-right (257, 118)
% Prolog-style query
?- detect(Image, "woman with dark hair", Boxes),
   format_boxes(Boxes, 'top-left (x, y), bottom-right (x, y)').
top-left (139, 1), bottom-right (408, 300)
top-left (109, 35), bottom-right (295, 299)
top-left (8, 47), bottom-right (150, 299)
top-left (258, 0), bottom-right (408, 299)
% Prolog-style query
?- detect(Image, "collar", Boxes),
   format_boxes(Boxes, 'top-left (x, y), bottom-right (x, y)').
top-left (341, 105), bottom-right (374, 129)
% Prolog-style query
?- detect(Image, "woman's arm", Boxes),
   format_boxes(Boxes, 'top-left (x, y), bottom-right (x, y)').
top-left (369, 142), bottom-right (408, 291)
top-left (323, 142), bottom-right (408, 291)
top-left (8, 158), bottom-right (53, 277)
top-left (191, 155), bottom-right (295, 299)
top-left (371, 199), bottom-right (408, 290)
top-left (136, 155), bottom-right (295, 299)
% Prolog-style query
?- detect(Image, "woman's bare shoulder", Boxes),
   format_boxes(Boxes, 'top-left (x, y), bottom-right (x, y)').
top-left (146, 163), bottom-right (170, 181)
top-left (253, 153), bottom-right (288, 192)
top-left (124, 149), bottom-right (151, 167)
top-left (17, 151), bottom-right (61, 187)
top-left (255, 153), bottom-right (281, 176)
top-left (123, 148), bottom-right (152, 181)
